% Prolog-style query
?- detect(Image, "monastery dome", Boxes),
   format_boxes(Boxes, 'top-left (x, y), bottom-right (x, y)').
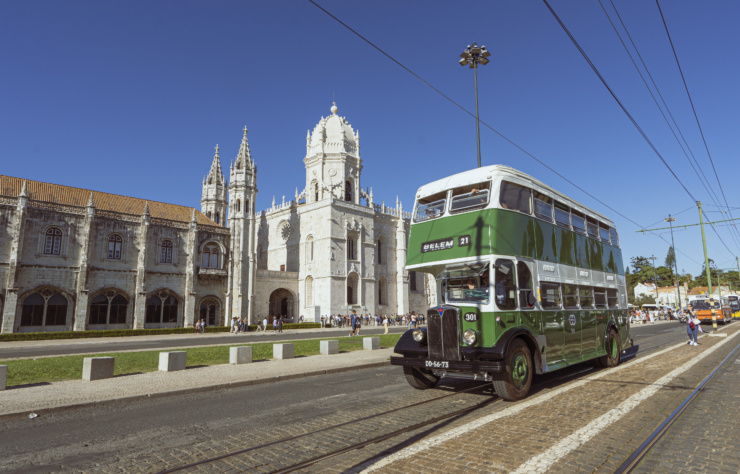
top-left (307, 102), bottom-right (359, 156)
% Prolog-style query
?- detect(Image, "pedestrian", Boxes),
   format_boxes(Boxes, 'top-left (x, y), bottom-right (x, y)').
top-left (231, 317), bottom-right (238, 334)
top-left (320, 315), bottom-right (325, 328)
top-left (686, 304), bottom-right (699, 346)
top-left (278, 316), bottom-right (284, 333)
top-left (273, 316), bottom-right (278, 333)
top-left (349, 310), bottom-right (358, 337)
top-left (200, 318), bottom-right (206, 334)
top-left (194, 319), bottom-right (201, 334)
top-left (261, 316), bottom-right (268, 333)
top-left (383, 314), bottom-right (389, 334)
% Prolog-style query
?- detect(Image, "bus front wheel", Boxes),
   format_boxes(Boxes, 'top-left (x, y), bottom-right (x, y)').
top-left (493, 338), bottom-right (533, 401)
top-left (403, 365), bottom-right (440, 390)
top-left (597, 328), bottom-right (621, 368)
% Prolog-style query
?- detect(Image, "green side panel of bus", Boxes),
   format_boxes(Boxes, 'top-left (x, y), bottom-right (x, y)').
top-left (407, 209), bottom-right (624, 275)
top-left (543, 310), bottom-right (565, 366)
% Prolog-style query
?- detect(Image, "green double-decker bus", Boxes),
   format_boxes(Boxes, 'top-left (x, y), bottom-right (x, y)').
top-left (391, 165), bottom-right (635, 401)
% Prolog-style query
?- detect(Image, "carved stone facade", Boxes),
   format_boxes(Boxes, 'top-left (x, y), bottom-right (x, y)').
top-left (0, 103), bottom-right (434, 333)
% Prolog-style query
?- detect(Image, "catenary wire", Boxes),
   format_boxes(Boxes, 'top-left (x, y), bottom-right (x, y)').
top-left (306, 0), bottom-right (720, 265)
top-left (656, 0), bottom-right (740, 250)
top-left (542, 0), bottom-right (735, 262)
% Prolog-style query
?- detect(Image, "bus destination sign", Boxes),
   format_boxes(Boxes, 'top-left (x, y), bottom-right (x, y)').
top-left (421, 238), bottom-right (454, 253)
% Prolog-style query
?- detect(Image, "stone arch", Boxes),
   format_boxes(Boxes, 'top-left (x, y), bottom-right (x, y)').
top-left (197, 295), bottom-right (222, 327)
top-left (311, 179), bottom-right (319, 203)
top-left (269, 288), bottom-right (296, 322)
top-left (347, 272), bottom-right (360, 306)
top-left (144, 288), bottom-right (181, 327)
top-left (305, 235), bottom-right (314, 264)
top-left (19, 286), bottom-right (73, 332)
top-left (88, 287), bottom-right (130, 329)
top-left (344, 178), bottom-right (353, 202)
top-left (199, 239), bottom-right (227, 269)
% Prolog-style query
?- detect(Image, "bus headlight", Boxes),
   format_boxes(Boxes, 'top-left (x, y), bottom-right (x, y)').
top-left (463, 329), bottom-right (477, 345)
top-left (412, 328), bottom-right (425, 342)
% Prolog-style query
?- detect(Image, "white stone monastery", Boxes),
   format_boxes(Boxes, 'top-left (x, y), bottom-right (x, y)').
top-left (0, 103), bottom-right (434, 333)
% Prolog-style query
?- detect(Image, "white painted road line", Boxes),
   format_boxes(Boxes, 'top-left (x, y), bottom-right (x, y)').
top-left (361, 340), bottom-right (687, 473)
top-left (512, 329), bottom-right (740, 473)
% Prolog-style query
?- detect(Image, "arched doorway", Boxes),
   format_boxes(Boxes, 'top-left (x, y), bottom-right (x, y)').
top-left (199, 297), bottom-right (221, 327)
top-left (269, 288), bottom-right (295, 322)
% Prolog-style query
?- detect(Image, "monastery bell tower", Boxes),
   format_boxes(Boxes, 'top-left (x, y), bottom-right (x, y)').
top-left (227, 127), bottom-right (258, 322)
top-left (200, 145), bottom-right (227, 225)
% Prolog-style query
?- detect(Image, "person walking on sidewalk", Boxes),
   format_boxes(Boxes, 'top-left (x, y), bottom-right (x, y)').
top-left (686, 304), bottom-right (699, 346)
top-left (349, 310), bottom-right (358, 337)
top-left (383, 314), bottom-right (389, 334)
top-left (278, 316), bottom-right (284, 333)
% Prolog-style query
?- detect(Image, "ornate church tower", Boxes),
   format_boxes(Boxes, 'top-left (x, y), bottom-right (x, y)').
top-left (303, 102), bottom-right (362, 204)
top-left (227, 127), bottom-right (258, 322)
top-left (200, 145), bottom-right (227, 226)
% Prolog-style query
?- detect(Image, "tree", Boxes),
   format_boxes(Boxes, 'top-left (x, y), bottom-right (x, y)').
top-left (664, 246), bottom-right (676, 272)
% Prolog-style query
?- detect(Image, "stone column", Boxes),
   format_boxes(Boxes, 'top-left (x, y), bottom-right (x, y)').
top-left (2, 183), bottom-right (28, 334)
top-left (395, 204), bottom-right (409, 316)
top-left (73, 193), bottom-right (95, 331)
top-left (183, 211), bottom-right (197, 327)
top-left (132, 204), bottom-right (151, 329)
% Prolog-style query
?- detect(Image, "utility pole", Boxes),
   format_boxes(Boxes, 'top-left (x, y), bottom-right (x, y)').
top-left (665, 215), bottom-right (681, 309)
top-left (698, 201), bottom-right (716, 330)
top-left (649, 255), bottom-right (659, 305)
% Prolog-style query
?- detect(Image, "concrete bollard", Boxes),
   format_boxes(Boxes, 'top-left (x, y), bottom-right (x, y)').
top-left (159, 351), bottom-right (187, 372)
top-left (363, 337), bottom-right (380, 350)
top-left (230, 346), bottom-right (253, 364)
top-left (273, 343), bottom-right (294, 360)
top-left (320, 340), bottom-right (339, 355)
top-left (0, 365), bottom-right (6, 391)
top-left (82, 357), bottom-right (115, 381)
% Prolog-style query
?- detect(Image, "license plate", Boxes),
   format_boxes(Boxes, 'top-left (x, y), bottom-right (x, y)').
top-left (425, 360), bottom-right (449, 369)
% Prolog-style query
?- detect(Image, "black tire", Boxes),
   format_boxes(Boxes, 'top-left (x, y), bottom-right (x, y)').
top-left (493, 338), bottom-right (533, 401)
top-left (402, 366), bottom-right (440, 390)
top-left (598, 327), bottom-right (621, 368)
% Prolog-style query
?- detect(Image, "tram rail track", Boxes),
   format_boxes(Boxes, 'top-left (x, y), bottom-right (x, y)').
top-left (614, 339), bottom-right (740, 473)
top-left (157, 363), bottom-right (597, 473)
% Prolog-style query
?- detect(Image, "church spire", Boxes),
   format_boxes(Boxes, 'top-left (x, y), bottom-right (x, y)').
top-left (206, 144), bottom-right (225, 186)
top-left (234, 126), bottom-right (253, 170)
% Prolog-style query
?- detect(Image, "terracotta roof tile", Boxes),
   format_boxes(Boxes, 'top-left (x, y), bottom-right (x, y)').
top-left (0, 175), bottom-right (219, 226)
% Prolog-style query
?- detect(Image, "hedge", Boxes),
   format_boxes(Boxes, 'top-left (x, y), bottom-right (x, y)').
top-left (0, 323), bottom-right (322, 342)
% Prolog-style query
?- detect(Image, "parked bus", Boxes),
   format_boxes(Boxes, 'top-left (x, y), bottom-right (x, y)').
top-left (391, 165), bottom-right (634, 401)
top-left (688, 294), bottom-right (732, 324)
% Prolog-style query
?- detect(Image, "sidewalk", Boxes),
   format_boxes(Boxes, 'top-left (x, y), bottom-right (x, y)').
top-left (1, 344), bottom-right (396, 420)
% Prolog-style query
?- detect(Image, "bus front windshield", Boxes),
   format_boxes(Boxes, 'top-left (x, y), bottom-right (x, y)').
top-left (438, 263), bottom-right (489, 304)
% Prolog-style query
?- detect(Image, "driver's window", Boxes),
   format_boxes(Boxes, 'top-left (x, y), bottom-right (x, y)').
top-left (494, 259), bottom-right (517, 310)
top-left (517, 261), bottom-right (535, 309)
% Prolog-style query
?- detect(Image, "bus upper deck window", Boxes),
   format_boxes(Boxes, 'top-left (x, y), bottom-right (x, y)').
top-left (413, 191), bottom-right (446, 223)
top-left (494, 259), bottom-right (517, 310)
top-left (450, 182), bottom-right (490, 213)
top-left (540, 282), bottom-right (562, 309)
top-left (607, 288), bottom-right (618, 308)
top-left (571, 209), bottom-right (586, 234)
top-left (594, 287), bottom-right (607, 308)
top-left (598, 223), bottom-right (611, 243)
top-left (562, 283), bottom-right (579, 308)
top-left (499, 181), bottom-right (531, 214)
top-left (579, 286), bottom-right (594, 308)
top-left (533, 192), bottom-right (553, 222)
top-left (586, 217), bottom-right (599, 239)
top-left (554, 201), bottom-right (571, 229)
top-left (609, 227), bottom-right (619, 247)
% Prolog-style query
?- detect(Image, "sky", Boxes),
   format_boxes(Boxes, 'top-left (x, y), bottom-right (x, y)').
top-left (2, 1), bottom-right (739, 278)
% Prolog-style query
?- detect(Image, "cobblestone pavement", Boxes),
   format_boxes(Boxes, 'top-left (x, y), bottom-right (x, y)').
top-left (366, 324), bottom-right (740, 473)
top-left (634, 339), bottom-right (740, 473)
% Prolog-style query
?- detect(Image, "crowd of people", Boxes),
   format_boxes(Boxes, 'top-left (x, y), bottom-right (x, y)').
top-left (628, 307), bottom-right (685, 324)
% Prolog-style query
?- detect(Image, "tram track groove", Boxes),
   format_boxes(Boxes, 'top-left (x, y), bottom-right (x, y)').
top-left (614, 340), bottom-right (740, 473)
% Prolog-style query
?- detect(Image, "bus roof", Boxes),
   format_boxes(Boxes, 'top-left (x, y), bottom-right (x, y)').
top-left (414, 165), bottom-right (613, 225)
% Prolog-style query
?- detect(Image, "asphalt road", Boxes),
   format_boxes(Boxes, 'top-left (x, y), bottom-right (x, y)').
top-left (0, 322), bottom-right (693, 473)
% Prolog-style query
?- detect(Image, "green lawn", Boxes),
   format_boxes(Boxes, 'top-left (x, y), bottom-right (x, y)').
top-left (0, 334), bottom-right (402, 387)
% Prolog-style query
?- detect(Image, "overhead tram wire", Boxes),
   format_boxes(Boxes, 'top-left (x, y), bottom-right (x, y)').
top-left (542, 0), bottom-right (736, 262)
top-left (656, 0), bottom-right (740, 251)
top-left (600, 0), bottom-right (740, 253)
top-left (306, 0), bottom-right (713, 262)
top-left (600, 0), bottom-right (726, 219)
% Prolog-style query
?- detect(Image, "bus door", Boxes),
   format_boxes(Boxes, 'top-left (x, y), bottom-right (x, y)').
top-left (516, 260), bottom-right (537, 331)
top-left (540, 281), bottom-right (564, 366)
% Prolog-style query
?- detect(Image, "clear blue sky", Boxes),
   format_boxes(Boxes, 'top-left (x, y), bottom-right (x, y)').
top-left (2, 1), bottom-right (739, 277)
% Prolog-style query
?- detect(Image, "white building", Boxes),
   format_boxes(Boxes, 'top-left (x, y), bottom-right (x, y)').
top-left (0, 103), bottom-right (434, 333)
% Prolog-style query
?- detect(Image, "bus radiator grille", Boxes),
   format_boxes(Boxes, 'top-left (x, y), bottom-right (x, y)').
top-left (427, 307), bottom-right (461, 361)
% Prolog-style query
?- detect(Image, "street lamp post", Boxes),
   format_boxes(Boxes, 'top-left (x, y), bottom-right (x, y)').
top-left (459, 42), bottom-right (490, 169)
top-left (649, 255), bottom-right (659, 305)
top-left (664, 215), bottom-right (681, 310)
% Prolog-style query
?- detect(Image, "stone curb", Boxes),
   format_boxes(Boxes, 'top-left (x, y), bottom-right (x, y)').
top-left (0, 359), bottom-right (391, 422)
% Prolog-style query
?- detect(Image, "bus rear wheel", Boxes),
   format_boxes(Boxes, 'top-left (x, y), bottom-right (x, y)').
top-left (597, 328), bottom-right (621, 368)
top-left (403, 365), bottom-right (440, 390)
top-left (493, 338), bottom-right (532, 401)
